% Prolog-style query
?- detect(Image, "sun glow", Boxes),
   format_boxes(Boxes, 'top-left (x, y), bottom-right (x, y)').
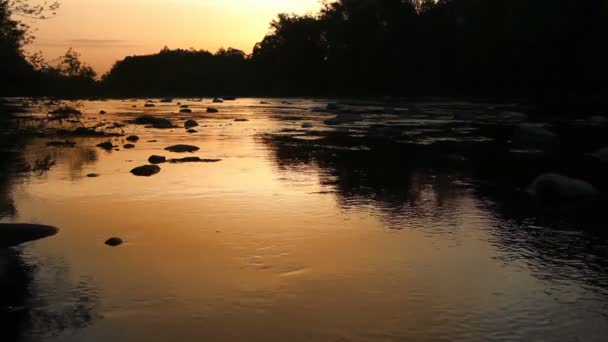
top-left (25, 0), bottom-right (322, 74)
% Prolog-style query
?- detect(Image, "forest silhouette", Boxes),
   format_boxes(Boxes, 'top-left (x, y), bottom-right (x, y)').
top-left (2, 0), bottom-right (607, 106)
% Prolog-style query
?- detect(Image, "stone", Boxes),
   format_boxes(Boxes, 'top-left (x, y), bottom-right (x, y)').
top-left (169, 157), bottom-right (222, 163)
top-left (87, 173), bottom-right (100, 177)
top-left (96, 141), bottom-right (115, 150)
top-left (148, 155), bottom-right (167, 164)
top-left (212, 98), bottom-right (224, 103)
top-left (234, 118), bottom-right (249, 122)
top-left (126, 135), bottom-right (140, 142)
top-left (528, 173), bottom-right (598, 203)
top-left (164, 144), bottom-right (200, 153)
top-left (184, 120), bottom-right (198, 128)
top-left (105, 237), bottom-right (123, 247)
top-left (187, 129), bottom-right (197, 134)
top-left (100, 110), bottom-right (107, 114)
top-left (301, 122), bottom-right (313, 128)
top-left (206, 108), bottom-right (219, 113)
top-left (179, 108), bottom-right (192, 113)
top-left (124, 144), bottom-right (135, 149)
top-left (130, 164), bottom-right (161, 176)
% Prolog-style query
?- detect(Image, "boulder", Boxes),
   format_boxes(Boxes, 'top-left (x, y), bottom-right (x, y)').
top-left (124, 144), bottom-right (135, 149)
top-left (164, 144), bottom-right (200, 153)
top-left (130, 165), bottom-right (161, 177)
top-left (148, 155), bottom-right (167, 164)
top-left (207, 108), bottom-right (219, 113)
top-left (184, 120), bottom-right (199, 128)
top-left (96, 141), bottom-right (115, 150)
top-left (105, 237), bottom-right (123, 247)
top-left (0, 224), bottom-right (59, 248)
top-left (126, 135), bottom-right (140, 142)
top-left (528, 173), bottom-right (599, 203)
top-left (512, 124), bottom-right (559, 150)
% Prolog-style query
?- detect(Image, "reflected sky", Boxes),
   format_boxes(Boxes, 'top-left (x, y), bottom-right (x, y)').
top-left (1, 98), bottom-right (608, 341)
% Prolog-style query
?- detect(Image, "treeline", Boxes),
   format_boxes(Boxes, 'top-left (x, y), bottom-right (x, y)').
top-left (3, 0), bottom-right (608, 99)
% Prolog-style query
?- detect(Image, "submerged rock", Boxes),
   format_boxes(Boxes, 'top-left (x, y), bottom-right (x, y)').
top-left (148, 155), bottom-right (167, 164)
top-left (47, 140), bottom-right (76, 147)
top-left (126, 135), bottom-right (140, 142)
top-left (179, 108), bottom-right (192, 113)
top-left (130, 164), bottom-right (161, 177)
top-left (100, 110), bottom-right (107, 115)
top-left (0, 224), bottom-right (59, 248)
top-left (169, 157), bottom-right (221, 163)
top-left (528, 174), bottom-right (598, 203)
top-left (206, 108), bottom-right (219, 113)
top-left (184, 120), bottom-right (198, 128)
top-left (96, 141), bottom-right (115, 150)
top-left (105, 237), bottom-right (123, 247)
top-left (87, 173), bottom-right (100, 177)
top-left (124, 144), bottom-right (135, 149)
top-left (164, 144), bottom-right (200, 153)
top-left (234, 118), bottom-right (249, 122)
top-left (187, 129), bottom-right (197, 134)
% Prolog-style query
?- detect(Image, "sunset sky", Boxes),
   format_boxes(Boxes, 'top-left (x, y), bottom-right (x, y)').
top-left (26, 0), bottom-right (322, 75)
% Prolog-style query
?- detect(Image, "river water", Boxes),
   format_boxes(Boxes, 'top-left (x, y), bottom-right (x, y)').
top-left (1, 98), bottom-right (607, 341)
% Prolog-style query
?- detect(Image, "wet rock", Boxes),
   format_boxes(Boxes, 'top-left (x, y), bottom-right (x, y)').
top-left (212, 98), bottom-right (224, 103)
top-left (179, 108), bottom-right (192, 113)
top-left (132, 105), bottom-right (137, 108)
top-left (105, 237), bottom-right (123, 247)
top-left (528, 174), bottom-right (598, 203)
top-left (130, 164), bottom-right (161, 177)
top-left (301, 122), bottom-right (313, 128)
top-left (126, 135), bottom-right (140, 142)
top-left (134, 116), bottom-right (174, 129)
top-left (169, 157), bottom-right (221, 163)
top-left (100, 110), bottom-right (107, 115)
top-left (87, 173), bottom-right (100, 177)
top-left (96, 141), bottom-right (115, 150)
top-left (148, 155), bottom-right (167, 164)
top-left (144, 102), bottom-right (155, 108)
top-left (187, 129), bottom-right (197, 134)
top-left (207, 108), bottom-right (219, 113)
top-left (234, 118), bottom-right (249, 122)
top-left (260, 101), bottom-right (270, 104)
top-left (180, 105), bottom-right (189, 109)
top-left (124, 144), bottom-right (135, 149)
top-left (0, 224), bottom-right (59, 248)
top-left (47, 140), bottom-right (76, 147)
top-left (164, 144), bottom-right (200, 153)
top-left (184, 120), bottom-right (198, 128)
top-left (147, 140), bottom-right (158, 143)
top-left (160, 98), bottom-right (173, 103)
top-left (512, 124), bottom-right (559, 150)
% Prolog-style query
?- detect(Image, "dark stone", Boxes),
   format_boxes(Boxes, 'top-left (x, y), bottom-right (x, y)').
top-left (169, 157), bottom-right (222, 163)
top-left (87, 173), bottom-right (100, 177)
top-left (0, 224), bottom-right (59, 248)
top-left (212, 98), bottom-right (224, 103)
top-left (260, 101), bottom-right (270, 104)
top-left (187, 129), bottom-right (197, 133)
top-left (184, 120), bottom-right (198, 128)
top-left (179, 108), bottom-right (192, 113)
top-left (130, 164), bottom-right (161, 176)
top-left (234, 118), bottom-right (249, 122)
top-left (148, 155), bottom-right (167, 164)
top-left (96, 141), bottom-right (115, 150)
top-left (105, 237), bottom-right (123, 247)
top-left (126, 135), bottom-right (140, 142)
top-left (160, 98), bottom-right (173, 103)
top-left (124, 144), bottom-right (135, 149)
top-left (180, 105), bottom-right (189, 109)
top-left (47, 140), bottom-right (76, 147)
top-left (207, 108), bottom-right (219, 113)
top-left (135, 116), bottom-right (174, 129)
top-left (164, 144), bottom-right (200, 153)
top-left (144, 103), bottom-right (155, 107)
top-left (223, 97), bottom-right (236, 101)
top-left (100, 110), bottom-right (107, 114)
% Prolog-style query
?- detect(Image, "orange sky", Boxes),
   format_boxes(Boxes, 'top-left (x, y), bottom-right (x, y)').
top-left (25, 0), bottom-right (322, 75)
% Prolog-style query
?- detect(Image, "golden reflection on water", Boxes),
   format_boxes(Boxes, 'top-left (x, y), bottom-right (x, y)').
top-left (3, 99), bottom-right (608, 341)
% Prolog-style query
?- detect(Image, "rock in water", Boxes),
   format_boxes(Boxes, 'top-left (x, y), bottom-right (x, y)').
top-left (528, 173), bottom-right (598, 203)
top-left (179, 108), bottom-right (192, 113)
top-left (100, 110), bottom-right (107, 115)
top-left (206, 108), bottom-right (219, 113)
top-left (169, 157), bottom-right (222, 163)
top-left (184, 120), bottom-right (198, 128)
top-left (96, 141), bottom-right (115, 150)
top-left (234, 118), bottom-right (249, 122)
top-left (180, 105), bottom-right (189, 109)
top-left (105, 237), bottom-right (123, 247)
top-left (164, 144), bottom-right (200, 153)
top-left (212, 98), bottom-right (223, 103)
top-left (187, 129), bottom-right (197, 134)
top-left (160, 98), bottom-right (173, 103)
top-left (0, 224), bottom-right (59, 248)
top-left (124, 144), bottom-right (135, 149)
top-left (87, 173), bottom-right (100, 177)
top-left (130, 165), bottom-right (161, 177)
top-left (148, 155), bottom-right (167, 164)
top-left (126, 135), bottom-right (140, 142)
top-left (301, 122), bottom-right (313, 128)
